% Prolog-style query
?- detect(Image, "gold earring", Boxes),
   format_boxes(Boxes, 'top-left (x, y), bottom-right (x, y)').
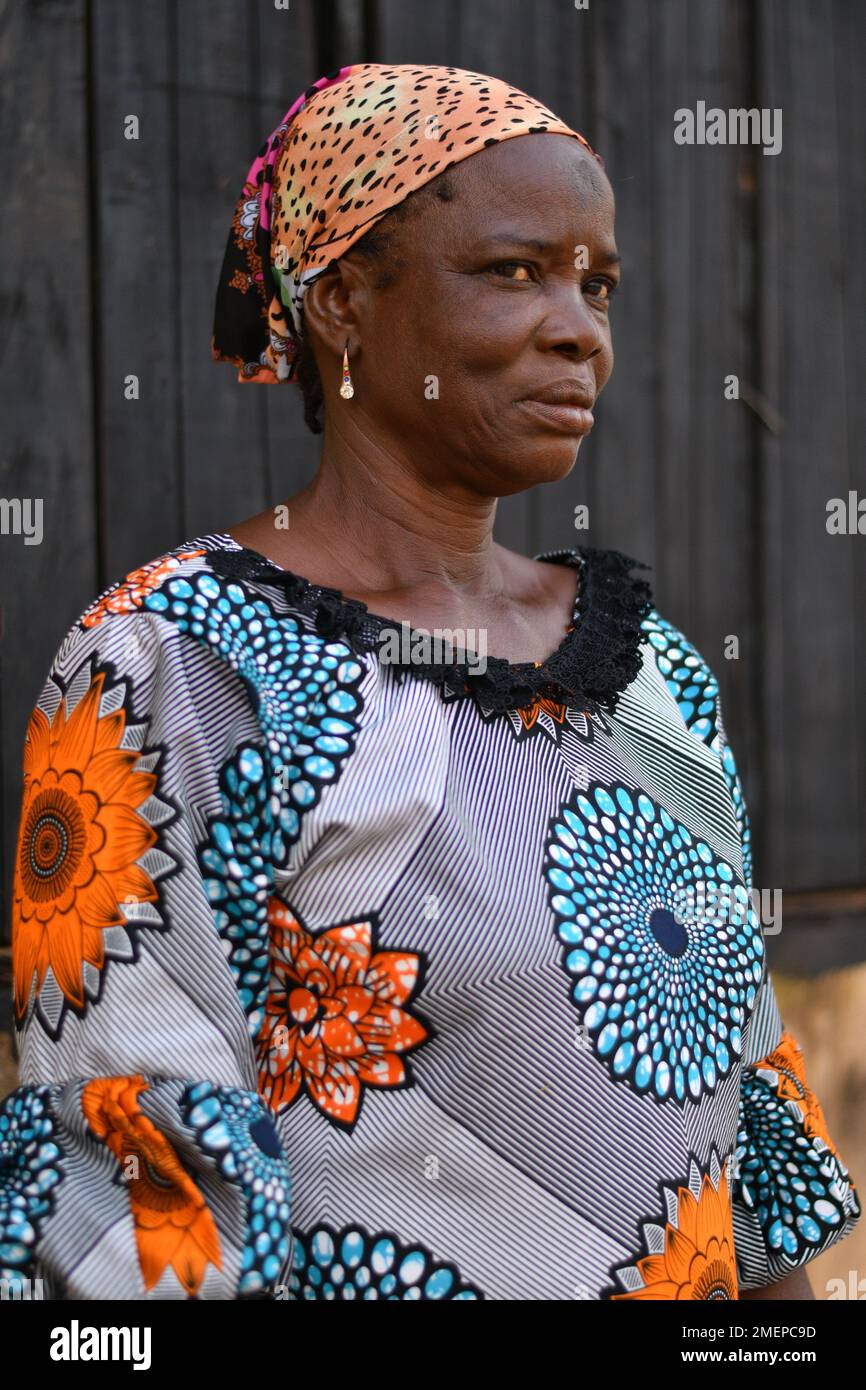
top-left (339, 341), bottom-right (354, 399)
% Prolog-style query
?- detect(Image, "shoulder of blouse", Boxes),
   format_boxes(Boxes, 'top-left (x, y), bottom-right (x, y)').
top-left (41, 536), bottom-right (373, 758)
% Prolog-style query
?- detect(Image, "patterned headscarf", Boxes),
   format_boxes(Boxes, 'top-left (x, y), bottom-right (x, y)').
top-left (211, 62), bottom-right (601, 385)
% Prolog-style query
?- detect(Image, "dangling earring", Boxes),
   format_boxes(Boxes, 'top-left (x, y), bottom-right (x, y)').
top-left (339, 341), bottom-right (354, 399)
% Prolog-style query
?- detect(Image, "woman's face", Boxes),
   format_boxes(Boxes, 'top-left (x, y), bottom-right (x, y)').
top-left (329, 133), bottom-right (620, 496)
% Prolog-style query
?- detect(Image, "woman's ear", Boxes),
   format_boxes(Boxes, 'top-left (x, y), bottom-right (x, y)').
top-left (302, 259), bottom-right (368, 360)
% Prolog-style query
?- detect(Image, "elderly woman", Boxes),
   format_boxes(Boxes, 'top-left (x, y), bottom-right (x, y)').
top-left (4, 63), bottom-right (859, 1301)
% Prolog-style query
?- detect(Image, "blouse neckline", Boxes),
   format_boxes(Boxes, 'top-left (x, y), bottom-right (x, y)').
top-left (204, 532), bottom-right (652, 717)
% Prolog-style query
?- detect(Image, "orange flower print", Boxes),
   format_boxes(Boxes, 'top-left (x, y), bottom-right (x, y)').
top-left (753, 1030), bottom-right (837, 1156)
top-left (81, 549), bottom-right (206, 628)
top-left (609, 1157), bottom-right (739, 1300)
top-left (13, 667), bottom-right (165, 1022)
top-left (82, 1077), bottom-right (221, 1295)
top-left (257, 901), bottom-right (430, 1129)
top-left (518, 696), bottom-right (568, 732)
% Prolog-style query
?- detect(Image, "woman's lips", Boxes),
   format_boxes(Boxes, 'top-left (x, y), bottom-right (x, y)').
top-left (515, 398), bottom-right (595, 435)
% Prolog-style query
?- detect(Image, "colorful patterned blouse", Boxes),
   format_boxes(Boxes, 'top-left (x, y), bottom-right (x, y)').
top-left (3, 531), bottom-right (860, 1300)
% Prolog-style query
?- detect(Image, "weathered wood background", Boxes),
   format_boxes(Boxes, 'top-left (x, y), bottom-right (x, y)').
top-left (1, 0), bottom-right (864, 957)
top-left (1, 0), bottom-right (865, 1295)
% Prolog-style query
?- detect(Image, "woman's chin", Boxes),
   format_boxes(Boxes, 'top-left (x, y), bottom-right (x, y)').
top-left (502, 439), bottom-right (584, 489)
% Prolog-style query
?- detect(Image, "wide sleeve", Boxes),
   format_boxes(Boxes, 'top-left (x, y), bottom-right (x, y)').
top-left (1, 599), bottom-right (291, 1300)
top-left (718, 736), bottom-right (862, 1289)
top-left (731, 965), bottom-right (861, 1290)
top-left (643, 609), bottom-right (861, 1290)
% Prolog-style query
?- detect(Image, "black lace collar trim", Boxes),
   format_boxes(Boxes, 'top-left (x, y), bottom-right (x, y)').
top-left (204, 535), bottom-right (652, 717)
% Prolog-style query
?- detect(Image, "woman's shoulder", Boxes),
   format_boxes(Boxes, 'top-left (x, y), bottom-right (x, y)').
top-left (30, 530), bottom-right (371, 780)
top-left (638, 603), bottom-right (722, 710)
top-left (636, 602), bottom-right (737, 769)
top-left (28, 536), bottom-right (249, 738)
top-left (75, 533), bottom-right (224, 629)
top-left (42, 530), bottom-right (366, 716)
top-left (58, 530), bottom-right (336, 654)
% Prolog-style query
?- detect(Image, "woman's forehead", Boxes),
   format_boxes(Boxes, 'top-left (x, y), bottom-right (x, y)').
top-left (417, 137), bottom-right (614, 243)
top-left (445, 134), bottom-right (611, 208)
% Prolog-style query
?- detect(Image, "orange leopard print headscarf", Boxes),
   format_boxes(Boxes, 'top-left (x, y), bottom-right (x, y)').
top-left (211, 62), bottom-right (601, 385)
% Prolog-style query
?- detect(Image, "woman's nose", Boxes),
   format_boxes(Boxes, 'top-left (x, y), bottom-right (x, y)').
top-left (535, 282), bottom-right (607, 360)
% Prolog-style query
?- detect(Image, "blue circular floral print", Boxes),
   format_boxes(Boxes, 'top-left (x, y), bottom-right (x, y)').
top-left (198, 745), bottom-right (274, 1031)
top-left (287, 1224), bottom-right (482, 1299)
top-left (642, 611), bottom-right (720, 748)
top-left (144, 571), bottom-right (365, 867)
top-left (544, 783), bottom-right (765, 1104)
top-left (183, 1082), bottom-right (292, 1296)
top-left (720, 742), bottom-right (753, 892)
top-left (642, 611), bottom-right (753, 894)
top-left (0, 1086), bottom-right (62, 1282)
top-left (735, 1071), bottom-right (861, 1263)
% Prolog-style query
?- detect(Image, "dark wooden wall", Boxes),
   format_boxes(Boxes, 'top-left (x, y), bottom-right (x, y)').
top-left (1, 0), bottom-right (864, 968)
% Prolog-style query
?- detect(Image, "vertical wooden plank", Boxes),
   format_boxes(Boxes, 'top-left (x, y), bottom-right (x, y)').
top-left (757, 0), bottom-right (861, 889)
top-left (257, 0), bottom-right (331, 505)
top-left (719, 0), bottom-right (770, 886)
top-left (375, 0), bottom-right (464, 69)
top-left (834, 0), bottom-right (866, 905)
top-left (0, 0), bottom-right (95, 940)
top-left (92, 0), bottom-right (319, 572)
top-left (317, 0), bottom-right (369, 70)
top-left (452, 0), bottom-right (541, 92)
top-left (587, 0), bottom-right (668, 571)
top-left (174, 0), bottom-right (271, 536)
top-left (91, 0), bottom-right (183, 578)
top-left (683, 0), bottom-right (764, 879)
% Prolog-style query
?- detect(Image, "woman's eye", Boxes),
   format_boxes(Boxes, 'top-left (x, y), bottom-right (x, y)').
top-left (485, 264), bottom-right (619, 298)
top-left (489, 261), bottom-right (534, 282)
top-left (584, 277), bottom-right (618, 302)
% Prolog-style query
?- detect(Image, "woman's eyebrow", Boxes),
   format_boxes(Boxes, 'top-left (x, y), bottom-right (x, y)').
top-left (482, 233), bottom-right (556, 252)
top-left (481, 233), bottom-right (622, 266)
